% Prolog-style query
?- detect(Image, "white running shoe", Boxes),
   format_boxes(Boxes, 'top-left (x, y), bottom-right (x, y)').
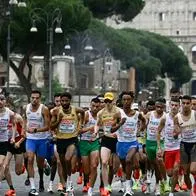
top-left (155, 185), bottom-right (160, 196)
top-left (88, 188), bottom-right (93, 196)
top-left (168, 192), bottom-right (174, 196)
top-left (66, 181), bottom-right (74, 192)
top-left (47, 181), bottom-right (53, 193)
top-left (123, 187), bottom-right (134, 196)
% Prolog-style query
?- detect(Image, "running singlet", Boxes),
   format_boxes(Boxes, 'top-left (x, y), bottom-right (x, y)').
top-left (80, 110), bottom-right (96, 141)
top-left (117, 110), bottom-right (139, 142)
top-left (177, 110), bottom-right (196, 143)
top-left (0, 107), bottom-right (11, 142)
top-left (146, 111), bottom-right (165, 141)
top-left (57, 106), bottom-right (79, 139)
top-left (26, 103), bottom-right (48, 140)
top-left (100, 106), bottom-right (120, 138)
top-left (164, 113), bottom-right (181, 151)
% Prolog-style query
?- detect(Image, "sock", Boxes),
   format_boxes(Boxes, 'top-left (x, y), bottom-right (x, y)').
top-left (88, 187), bottom-right (92, 193)
top-left (126, 180), bottom-right (131, 190)
top-left (29, 177), bottom-right (35, 189)
top-left (9, 185), bottom-right (14, 190)
top-left (67, 175), bottom-right (71, 182)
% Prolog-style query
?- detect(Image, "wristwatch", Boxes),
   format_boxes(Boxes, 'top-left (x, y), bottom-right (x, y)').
top-left (34, 128), bottom-right (37, 133)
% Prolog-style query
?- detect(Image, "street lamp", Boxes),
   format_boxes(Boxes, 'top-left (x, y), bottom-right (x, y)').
top-left (101, 48), bottom-right (112, 93)
top-left (6, 0), bottom-right (26, 93)
top-left (30, 8), bottom-right (63, 102)
top-left (63, 33), bottom-right (93, 106)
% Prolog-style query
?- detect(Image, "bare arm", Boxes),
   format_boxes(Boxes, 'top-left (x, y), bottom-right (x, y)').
top-left (94, 111), bottom-right (103, 134)
top-left (157, 118), bottom-right (166, 149)
top-left (173, 115), bottom-right (181, 138)
top-left (36, 106), bottom-right (50, 132)
top-left (50, 107), bottom-right (61, 130)
top-left (138, 113), bottom-right (146, 132)
top-left (14, 114), bottom-right (25, 147)
top-left (110, 112), bottom-right (126, 133)
top-left (9, 110), bottom-right (15, 143)
top-left (76, 107), bottom-right (85, 126)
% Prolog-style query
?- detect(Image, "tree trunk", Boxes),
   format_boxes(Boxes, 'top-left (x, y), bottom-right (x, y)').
top-left (9, 52), bottom-right (32, 101)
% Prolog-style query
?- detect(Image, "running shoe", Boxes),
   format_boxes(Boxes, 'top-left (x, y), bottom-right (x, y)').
top-left (155, 185), bottom-right (160, 196)
top-left (47, 181), bottom-right (53, 193)
top-left (39, 180), bottom-right (44, 192)
top-left (123, 187), bottom-right (134, 196)
top-left (175, 184), bottom-right (181, 192)
top-left (132, 180), bottom-right (140, 190)
top-left (107, 185), bottom-right (112, 193)
top-left (29, 189), bottom-right (39, 196)
top-left (57, 183), bottom-right (64, 192)
top-left (168, 192), bottom-right (174, 196)
top-left (77, 175), bottom-right (83, 184)
top-left (66, 181), bottom-right (74, 192)
top-left (88, 188), bottom-right (93, 196)
top-left (25, 178), bottom-right (30, 186)
top-left (82, 185), bottom-right (88, 192)
top-left (43, 161), bottom-right (51, 176)
top-left (119, 181), bottom-right (125, 193)
top-left (180, 182), bottom-right (188, 191)
top-left (100, 188), bottom-right (110, 196)
top-left (164, 181), bottom-right (171, 192)
top-left (5, 189), bottom-right (16, 196)
top-left (99, 187), bottom-right (104, 194)
top-left (160, 181), bottom-right (165, 195)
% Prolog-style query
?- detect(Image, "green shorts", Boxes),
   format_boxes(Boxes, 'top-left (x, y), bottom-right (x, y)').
top-left (146, 140), bottom-right (164, 160)
top-left (79, 140), bottom-right (100, 156)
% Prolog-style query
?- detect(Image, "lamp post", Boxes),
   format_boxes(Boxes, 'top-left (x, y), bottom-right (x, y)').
top-left (101, 48), bottom-right (112, 94)
top-left (6, 0), bottom-right (26, 93)
top-left (64, 32), bottom-right (93, 106)
top-left (30, 8), bottom-right (63, 102)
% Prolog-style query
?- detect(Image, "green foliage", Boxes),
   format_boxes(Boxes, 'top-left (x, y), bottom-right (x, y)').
top-left (0, 0), bottom-right (91, 56)
top-left (41, 78), bottom-right (64, 103)
top-left (83, 0), bottom-right (145, 21)
top-left (88, 19), bottom-right (192, 86)
top-left (52, 77), bottom-right (64, 95)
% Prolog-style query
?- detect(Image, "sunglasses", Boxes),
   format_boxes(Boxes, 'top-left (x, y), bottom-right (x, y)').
top-left (104, 99), bottom-right (112, 103)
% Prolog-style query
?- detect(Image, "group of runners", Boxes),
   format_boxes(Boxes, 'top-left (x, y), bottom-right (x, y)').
top-left (0, 88), bottom-right (195, 196)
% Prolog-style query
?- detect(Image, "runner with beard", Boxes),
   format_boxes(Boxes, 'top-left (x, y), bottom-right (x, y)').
top-left (50, 92), bottom-right (85, 195)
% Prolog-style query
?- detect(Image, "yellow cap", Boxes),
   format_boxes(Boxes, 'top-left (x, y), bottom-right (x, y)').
top-left (104, 92), bottom-right (114, 101)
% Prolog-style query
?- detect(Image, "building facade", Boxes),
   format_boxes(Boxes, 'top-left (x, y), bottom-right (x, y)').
top-left (107, 0), bottom-right (196, 95)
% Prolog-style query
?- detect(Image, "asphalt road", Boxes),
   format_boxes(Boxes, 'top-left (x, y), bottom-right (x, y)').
top-left (0, 160), bottom-right (192, 195)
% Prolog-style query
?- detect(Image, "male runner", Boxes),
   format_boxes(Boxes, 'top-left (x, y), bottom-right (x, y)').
top-left (116, 91), bottom-right (146, 196)
top-left (95, 92), bottom-right (125, 196)
top-left (145, 97), bottom-right (168, 195)
top-left (3, 112), bottom-right (25, 196)
top-left (47, 93), bottom-right (65, 193)
top-left (0, 94), bottom-right (15, 191)
top-left (50, 92), bottom-right (85, 194)
top-left (174, 95), bottom-right (196, 196)
top-left (24, 90), bottom-right (50, 196)
top-left (157, 97), bottom-right (181, 196)
top-left (79, 97), bottom-right (101, 196)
